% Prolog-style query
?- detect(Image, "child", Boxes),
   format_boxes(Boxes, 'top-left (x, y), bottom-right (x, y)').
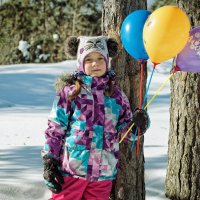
top-left (42, 36), bottom-right (150, 200)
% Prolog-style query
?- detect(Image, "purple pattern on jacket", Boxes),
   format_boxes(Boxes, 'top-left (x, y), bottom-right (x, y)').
top-left (43, 73), bottom-right (133, 182)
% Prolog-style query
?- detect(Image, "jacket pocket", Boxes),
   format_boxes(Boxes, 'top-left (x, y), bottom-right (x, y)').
top-left (62, 142), bottom-right (90, 176)
top-left (100, 150), bottom-right (118, 177)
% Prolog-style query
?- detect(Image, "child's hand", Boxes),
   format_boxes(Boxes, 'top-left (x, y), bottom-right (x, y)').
top-left (43, 155), bottom-right (64, 194)
top-left (132, 108), bottom-right (150, 134)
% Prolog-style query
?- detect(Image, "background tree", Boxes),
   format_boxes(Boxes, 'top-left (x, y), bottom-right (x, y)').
top-left (165, 0), bottom-right (200, 199)
top-left (102, 1), bottom-right (147, 199)
top-left (150, 0), bottom-right (176, 10)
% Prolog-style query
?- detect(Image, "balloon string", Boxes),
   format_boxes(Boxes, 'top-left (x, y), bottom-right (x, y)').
top-left (119, 72), bottom-right (174, 144)
top-left (131, 128), bottom-right (138, 151)
top-left (142, 66), bottom-right (155, 108)
top-left (131, 66), bottom-right (155, 152)
top-left (144, 73), bottom-right (174, 110)
top-left (139, 64), bottom-right (144, 109)
top-left (136, 63), bottom-right (144, 155)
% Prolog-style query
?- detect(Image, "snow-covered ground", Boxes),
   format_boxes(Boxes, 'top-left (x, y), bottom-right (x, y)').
top-left (0, 60), bottom-right (172, 200)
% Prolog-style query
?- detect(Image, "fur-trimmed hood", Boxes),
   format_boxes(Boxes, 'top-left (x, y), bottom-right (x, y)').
top-left (55, 73), bottom-right (75, 93)
top-left (55, 70), bottom-right (116, 93)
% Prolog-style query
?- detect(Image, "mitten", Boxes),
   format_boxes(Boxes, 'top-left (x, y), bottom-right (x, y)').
top-left (132, 108), bottom-right (150, 135)
top-left (43, 155), bottom-right (64, 194)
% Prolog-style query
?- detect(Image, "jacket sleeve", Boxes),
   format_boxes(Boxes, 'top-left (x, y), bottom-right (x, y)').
top-left (116, 91), bottom-right (133, 142)
top-left (42, 86), bottom-right (73, 160)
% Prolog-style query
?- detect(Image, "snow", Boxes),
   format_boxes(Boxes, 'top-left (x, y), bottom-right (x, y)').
top-left (18, 40), bottom-right (31, 60)
top-left (0, 59), bottom-right (172, 200)
top-left (53, 34), bottom-right (59, 41)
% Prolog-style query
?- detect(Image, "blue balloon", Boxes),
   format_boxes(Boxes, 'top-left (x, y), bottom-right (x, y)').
top-left (120, 10), bottom-right (151, 60)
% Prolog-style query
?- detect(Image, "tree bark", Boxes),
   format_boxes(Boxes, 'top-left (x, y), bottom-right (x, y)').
top-left (102, 1), bottom-right (147, 199)
top-left (165, 0), bottom-right (200, 199)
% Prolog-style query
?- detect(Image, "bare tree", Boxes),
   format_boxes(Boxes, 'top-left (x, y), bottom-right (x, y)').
top-left (165, 0), bottom-right (200, 199)
top-left (102, 1), bottom-right (147, 199)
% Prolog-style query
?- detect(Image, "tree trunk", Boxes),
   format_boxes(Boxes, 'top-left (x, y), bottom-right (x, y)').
top-left (165, 0), bottom-right (200, 199)
top-left (102, 1), bottom-right (147, 199)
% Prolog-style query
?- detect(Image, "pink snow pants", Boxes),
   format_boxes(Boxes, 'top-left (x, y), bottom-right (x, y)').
top-left (49, 176), bottom-right (112, 200)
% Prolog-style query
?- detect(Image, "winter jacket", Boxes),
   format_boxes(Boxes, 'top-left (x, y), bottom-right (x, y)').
top-left (43, 73), bottom-right (133, 182)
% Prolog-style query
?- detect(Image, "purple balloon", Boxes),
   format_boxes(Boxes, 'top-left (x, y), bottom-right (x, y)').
top-left (175, 26), bottom-right (200, 72)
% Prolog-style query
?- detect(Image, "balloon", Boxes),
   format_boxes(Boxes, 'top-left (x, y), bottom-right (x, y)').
top-left (175, 26), bottom-right (200, 72)
top-left (120, 10), bottom-right (151, 60)
top-left (143, 6), bottom-right (191, 63)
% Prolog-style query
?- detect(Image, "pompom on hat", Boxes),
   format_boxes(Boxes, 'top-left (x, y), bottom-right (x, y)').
top-left (65, 36), bottom-right (118, 73)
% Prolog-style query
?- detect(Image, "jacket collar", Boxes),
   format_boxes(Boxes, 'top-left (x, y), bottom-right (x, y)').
top-left (80, 74), bottom-right (109, 91)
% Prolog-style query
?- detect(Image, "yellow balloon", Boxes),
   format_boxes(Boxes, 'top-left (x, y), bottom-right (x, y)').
top-left (143, 6), bottom-right (191, 63)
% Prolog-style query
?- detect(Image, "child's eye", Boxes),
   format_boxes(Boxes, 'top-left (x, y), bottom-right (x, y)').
top-left (85, 58), bottom-right (92, 62)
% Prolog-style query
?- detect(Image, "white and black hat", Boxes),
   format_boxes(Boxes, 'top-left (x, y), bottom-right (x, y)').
top-left (65, 36), bottom-right (118, 73)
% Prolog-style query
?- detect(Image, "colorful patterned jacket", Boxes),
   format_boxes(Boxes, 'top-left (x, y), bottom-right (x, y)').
top-left (43, 73), bottom-right (133, 182)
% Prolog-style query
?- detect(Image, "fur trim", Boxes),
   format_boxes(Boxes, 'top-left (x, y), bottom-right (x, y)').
top-left (107, 38), bottom-right (118, 57)
top-left (55, 73), bottom-right (74, 93)
top-left (64, 36), bottom-right (79, 57)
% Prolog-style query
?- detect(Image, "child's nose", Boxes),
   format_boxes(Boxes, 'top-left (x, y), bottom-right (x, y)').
top-left (92, 61), bottom-right (97, 66)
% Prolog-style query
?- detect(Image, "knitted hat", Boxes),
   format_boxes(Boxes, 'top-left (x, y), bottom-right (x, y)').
top-left (65, 36), bottom-right (118, 73)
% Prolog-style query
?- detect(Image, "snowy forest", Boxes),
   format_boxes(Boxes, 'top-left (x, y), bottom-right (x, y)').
top-left (0, 0), bottom-right (102, 64)
top-left (0, 0), bottom-right (177, 65)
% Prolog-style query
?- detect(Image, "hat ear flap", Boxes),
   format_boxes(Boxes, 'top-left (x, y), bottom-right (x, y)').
top-left (64, 36), bottom-right (79, 57)
top-left (107, 38), bottom-right (118, 57)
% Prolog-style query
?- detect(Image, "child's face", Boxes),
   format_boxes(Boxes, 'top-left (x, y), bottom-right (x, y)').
top-left (84, 52), bottom-right (107, 77)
